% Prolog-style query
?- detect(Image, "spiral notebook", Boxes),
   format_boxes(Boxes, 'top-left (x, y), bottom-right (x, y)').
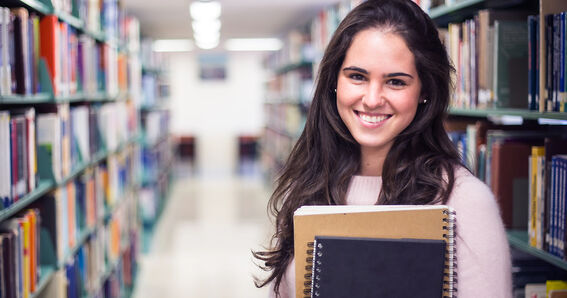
top-left (310, 236), bottom-right (446, 297)
top-left (293, 205), bottom-right (456, 298)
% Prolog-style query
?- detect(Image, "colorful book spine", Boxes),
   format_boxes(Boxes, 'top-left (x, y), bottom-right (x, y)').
top-left (39, 15), bottom-right (60, 96)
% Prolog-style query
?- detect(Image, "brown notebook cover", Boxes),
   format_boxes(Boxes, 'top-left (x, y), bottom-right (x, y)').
top-left (293, 205), bottom-right (456, 298)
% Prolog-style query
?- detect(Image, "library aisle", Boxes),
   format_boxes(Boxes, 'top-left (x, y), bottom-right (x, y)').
top-left (132, 163), bottom-right (272, 298)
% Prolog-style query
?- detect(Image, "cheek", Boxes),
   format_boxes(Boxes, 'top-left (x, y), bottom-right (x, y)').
top-left (394, 90), bottom-right (420, 113)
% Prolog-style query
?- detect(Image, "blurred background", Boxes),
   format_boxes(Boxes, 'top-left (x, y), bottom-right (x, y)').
top-left (2, 0), bottom-right (567, 297)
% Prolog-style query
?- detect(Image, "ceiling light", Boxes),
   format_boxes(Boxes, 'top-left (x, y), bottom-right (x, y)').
top-left (195, 39), bottom-right (219, 50)
top-left (152, 39), bottom-right (194, 52)
top-left (190, 1), bottom-right (221, 21)
top-left (192, 19), bottom-right (221, 34)
top-left (224, 38), bottom-right (283, 51)
top-left (194, 31), bottom-right (220, 43)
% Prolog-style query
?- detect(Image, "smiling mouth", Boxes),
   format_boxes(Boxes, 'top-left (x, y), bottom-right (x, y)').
top-left (355, 111), bottom-right (392, 124)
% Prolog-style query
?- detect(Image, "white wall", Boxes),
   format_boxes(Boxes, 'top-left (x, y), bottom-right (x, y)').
top-left (166, 51), bottom-right (266, 176)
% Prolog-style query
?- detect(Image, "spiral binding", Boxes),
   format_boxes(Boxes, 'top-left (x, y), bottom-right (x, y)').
top-left (442, 208), bottom-right (458, 298)
top-left (309, 240), bottom-right (323, 297)
top-left (304, 241), bottom-right (315, 298)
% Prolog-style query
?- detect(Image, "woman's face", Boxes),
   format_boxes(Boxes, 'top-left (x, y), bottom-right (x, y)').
top-left (336, 28), bottom-right (422, 156)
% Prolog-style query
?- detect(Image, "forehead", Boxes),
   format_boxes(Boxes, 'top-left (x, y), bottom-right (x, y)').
top-left (343, 28), bottom-right (416, 70)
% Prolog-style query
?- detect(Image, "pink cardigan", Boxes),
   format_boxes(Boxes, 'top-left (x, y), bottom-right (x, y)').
top-left (270, 167), bottom-right (513, 298)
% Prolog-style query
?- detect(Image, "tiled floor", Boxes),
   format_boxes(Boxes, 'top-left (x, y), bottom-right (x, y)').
top-left (132, 167), bottom-right (274, 298)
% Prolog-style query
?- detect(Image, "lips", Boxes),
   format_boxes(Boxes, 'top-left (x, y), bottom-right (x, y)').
top-left (355, 111), bottom-right (392, 125)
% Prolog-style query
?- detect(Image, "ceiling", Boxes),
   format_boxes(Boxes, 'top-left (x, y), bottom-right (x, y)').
top-left (121, 0), bottom-right (341, 42)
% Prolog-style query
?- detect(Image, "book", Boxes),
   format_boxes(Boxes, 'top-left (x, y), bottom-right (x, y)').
top-left (492, 20), bottom-right (529, 109)
top-left (36, 113), bottom-right (62, 182)
top-left (529, 146), bottom-right (545, 249)
top-left (543, 139), bottom-right (567, 253)
top-left (490, 141), bottom-right (531, 229)
top-left (39, 15), bottom-right (60, 96)
top-left (548, 281), bottom-right (567, 298)
top-left (293, 205), bottom-right (456, 298)
top-left (11, 8), bottom-right (31, 95)
top-left (1, 7), bottom-right (12, 96)
top-left (0, 111), bottom-right (11, 208)
top-left (309, 236), bottom-right (446, 298)
top-left (524, 283), bottom-right (546, 298)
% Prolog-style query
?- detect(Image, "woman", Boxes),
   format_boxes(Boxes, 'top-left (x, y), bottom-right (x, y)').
top-left (254, 0), bottom-right (512, 297)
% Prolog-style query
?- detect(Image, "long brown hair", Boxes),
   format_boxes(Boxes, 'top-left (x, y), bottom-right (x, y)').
top-left (253, 0), bottom-right (464, 295)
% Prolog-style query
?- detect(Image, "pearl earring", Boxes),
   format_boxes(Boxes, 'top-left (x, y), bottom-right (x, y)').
top-left (334, 89), bottom-right (337, 93)
top-left (422, 99), bottom-right (428, 104)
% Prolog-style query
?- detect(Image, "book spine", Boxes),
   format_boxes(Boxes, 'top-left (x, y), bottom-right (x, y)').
top-left (554, 14), bottom-right (561, 112)
top-left (10, 118), bottom-right (18, 203)
top-left (528, 15), bottom-right (537, 110)
top-left (546, 15), bottom-right (554, 112)
top-left (561, 13), bottom-right (566, 112)
top-left (548, 157), bottom-right (558, 254)
top-left (558, 157), bottom-right (567, 260)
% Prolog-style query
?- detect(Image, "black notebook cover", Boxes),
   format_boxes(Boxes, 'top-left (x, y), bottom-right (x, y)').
top-left (310, 236), bottom-right (446, 298)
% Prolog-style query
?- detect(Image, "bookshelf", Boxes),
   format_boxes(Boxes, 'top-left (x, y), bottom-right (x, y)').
top-left (138, 39), bottom-right (173, 253)
top-left (263, 0), bottom-right (567, 293)
top-left (0, 0), bottom-right (151, 297)
top-left (433, 0), bottom-right (567, 293)
top-left (261, 26), bottom-right (314, 182)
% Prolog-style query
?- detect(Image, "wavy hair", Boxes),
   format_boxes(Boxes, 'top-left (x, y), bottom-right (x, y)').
top-left (253, 0), bottom-right (464, 295)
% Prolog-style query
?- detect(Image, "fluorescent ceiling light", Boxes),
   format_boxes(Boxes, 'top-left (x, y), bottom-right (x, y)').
top-left (224, 38), bottom-right (283, 51)
top-left (194, 31), bottom-right (220, 43)
top-left (152, 39), bottom-right (193, 52)
top-left (196, 39), bottom-right (219, 50)
top-left (190, 1), bottom-right (221, 21)
top-left (192, 19), bottom-right (221, 34)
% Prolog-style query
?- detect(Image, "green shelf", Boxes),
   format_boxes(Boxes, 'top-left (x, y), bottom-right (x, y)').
top-left (92, 150), bottom-right (109, 165)
top-left (59, 161), bottom-right (90, 186)
top-left (83, 28), bottom-right (106, 43)
top-left (86, 92), bottom-right (116, 102)
top-left (58, 227), bottom-right (95, 268)
top-left (507, 230), bottom-right (567, 271)
top-left (100, 259), bottom-right (121, 287)
top-left (142, 67), bottom-right (162, 76)
top-left (55, 10), bottom-right (83, 30)
top-left (0, 93), bottom-right (53, 104)
top-left (55, 93), bottom-right (88, 103)
top-left (275, 60), bottom-right (313, 75)
top-left (0, 180), bottom-right (54, 222)
top-left (449, 107), bottom-right (567, 121)
top-left (30, 265), bottom-right (56, 298)
top-left (429, 0), bottom-right (484, 19)
top-left (4, 0), bottom-right (53, 15)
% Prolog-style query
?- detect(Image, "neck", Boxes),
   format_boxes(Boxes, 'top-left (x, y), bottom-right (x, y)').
top-left (359, 145), bottom-right (391, 176)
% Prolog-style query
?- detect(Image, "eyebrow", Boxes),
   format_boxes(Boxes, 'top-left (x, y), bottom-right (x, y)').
top-left (342, 66), bottom-right (414, 79)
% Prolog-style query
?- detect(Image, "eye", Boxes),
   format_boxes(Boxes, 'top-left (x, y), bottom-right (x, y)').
top-left (387, 79), bottom-right (407, 87)
top-left (348, 73), bottom-right (366, 81)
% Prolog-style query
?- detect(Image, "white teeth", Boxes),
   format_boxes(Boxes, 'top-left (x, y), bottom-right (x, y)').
top-left (359, 113), bottom-right (389, 123)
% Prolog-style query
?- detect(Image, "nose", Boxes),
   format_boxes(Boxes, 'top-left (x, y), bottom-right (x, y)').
top-left (362, 82), bottom-right (385, 109)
